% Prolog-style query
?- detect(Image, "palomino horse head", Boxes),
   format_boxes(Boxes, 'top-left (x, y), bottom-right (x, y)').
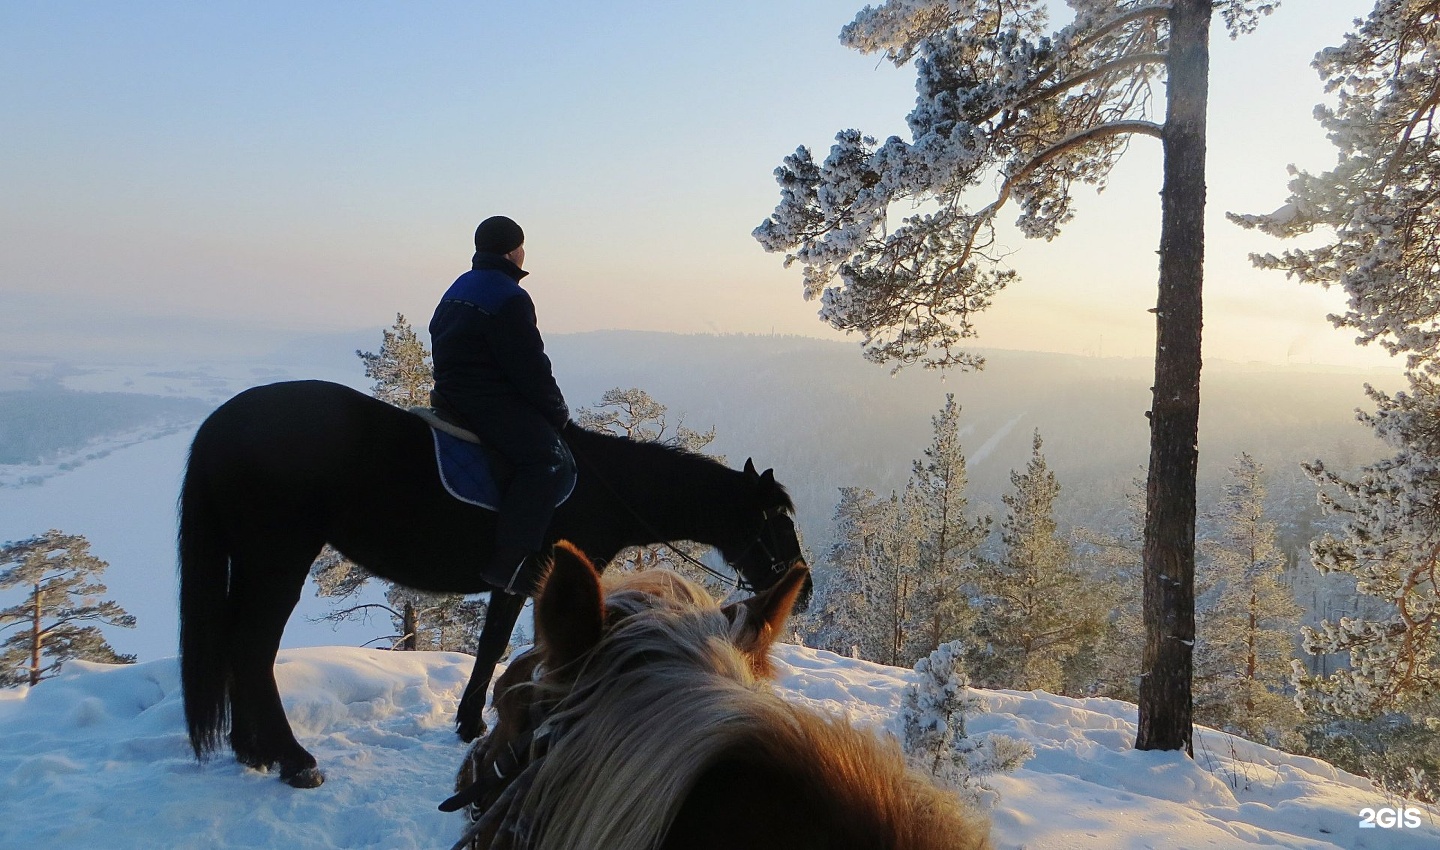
top-left (446, 542), bottom-right (988, 850)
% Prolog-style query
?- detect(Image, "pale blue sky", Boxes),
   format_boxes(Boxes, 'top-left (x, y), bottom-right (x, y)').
top-left (0, 0), bottom-right (1400, 369)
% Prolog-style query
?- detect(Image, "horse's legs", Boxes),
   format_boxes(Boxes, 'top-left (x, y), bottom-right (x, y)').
top-left (455, 590), bottom-right (526, 742)
top-left (226, 539), bottom-right (325, 788)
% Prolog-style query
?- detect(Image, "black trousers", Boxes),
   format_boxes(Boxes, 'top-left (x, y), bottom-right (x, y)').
top-left (443, 395), bottom-right (573, 559)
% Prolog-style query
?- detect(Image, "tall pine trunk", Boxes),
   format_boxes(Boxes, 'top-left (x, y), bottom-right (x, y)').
top-left (402, 600), bottom-right (419, 652)
top-left (1137, 0), bottom-right (1209, 754)
top-left (30, 583), bottom-right (43, 687)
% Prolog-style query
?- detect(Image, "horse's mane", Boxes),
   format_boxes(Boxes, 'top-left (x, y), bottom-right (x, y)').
top-left (515, 570), bottom-right (986, 850)
top-left (565, 425), bottom-right (796, 514)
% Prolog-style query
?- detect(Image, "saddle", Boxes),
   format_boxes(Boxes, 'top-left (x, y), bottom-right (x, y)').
top-left (410, 408), bottom-right (576, 512)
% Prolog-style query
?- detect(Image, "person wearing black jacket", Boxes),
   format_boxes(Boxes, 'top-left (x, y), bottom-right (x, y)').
top-left (429, 216), bottom-right (573, 596)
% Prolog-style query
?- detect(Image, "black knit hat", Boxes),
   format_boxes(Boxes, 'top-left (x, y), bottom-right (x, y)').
top-left (474, 216), bottom-right (525, 255)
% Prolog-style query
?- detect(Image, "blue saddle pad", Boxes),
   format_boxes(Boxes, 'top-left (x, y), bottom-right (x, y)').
top-left (431, 428), bottom-right (576, 512)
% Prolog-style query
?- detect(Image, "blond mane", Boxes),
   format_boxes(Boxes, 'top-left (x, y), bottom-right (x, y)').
top-left (501, 567), bottom-right (988, 850)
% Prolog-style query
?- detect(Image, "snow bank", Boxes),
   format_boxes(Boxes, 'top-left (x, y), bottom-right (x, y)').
top-left (0, 644), bottom-right (1436, 849)
top-left (0, 648), bottom-right (474, 849)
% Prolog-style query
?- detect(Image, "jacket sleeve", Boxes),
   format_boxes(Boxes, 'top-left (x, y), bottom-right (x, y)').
top-left (490, 292), bottom-right (570, 428)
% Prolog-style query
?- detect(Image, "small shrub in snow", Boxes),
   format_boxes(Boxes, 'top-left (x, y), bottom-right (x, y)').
top-left (899, 641), bottom-right (1032, 806)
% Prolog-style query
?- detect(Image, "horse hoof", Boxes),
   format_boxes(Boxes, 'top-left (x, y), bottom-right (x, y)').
top-left (282, 766), bottom-right (326, 789)
top-left (457, 718), bottom-right (488, 743)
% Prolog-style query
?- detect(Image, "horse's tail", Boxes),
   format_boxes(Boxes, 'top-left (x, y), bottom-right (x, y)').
top-left (178, 439), bottom-right (231, 761)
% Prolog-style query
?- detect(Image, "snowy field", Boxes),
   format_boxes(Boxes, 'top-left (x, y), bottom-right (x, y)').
top-left (0, 644), bottom-right (1433, 850)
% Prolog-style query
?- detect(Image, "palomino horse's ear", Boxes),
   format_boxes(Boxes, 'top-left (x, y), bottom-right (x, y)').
top-left (534, 541), bottom-right (605, 670)
top-left (721, 565), bottom-right (810, 676)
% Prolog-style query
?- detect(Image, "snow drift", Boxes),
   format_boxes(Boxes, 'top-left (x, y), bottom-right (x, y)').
top-left (0, 644), bottom-right (1434, 849)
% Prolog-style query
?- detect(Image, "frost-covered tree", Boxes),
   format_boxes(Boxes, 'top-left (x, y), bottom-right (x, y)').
top-left (1194, 454), bottom-right (1303, 745)
top-left (312, 547), bottom-right (486, 652)
top-left (967, 433), bottom-right (1107, 692)
top-left (576, 387), bottom-right (717, 450)
top-left (1231, 0), bottom-right (1440, 372)
top-left (803, 487), bottom-right (899, 661)
top-left (804, 397), bottom-right (988, 666)
top-left (899, 640), bottom-right (1033, 807)
top-left (1071, 477), bottom-right (1145, 700)
top-left (357, 313), bottom-right (433, 409)
top-left (1297, 378), bottom-right (1440, 719)
top-left (1234, 0), bottom-right (1440, 731)
top-left (807, 487), bottom-right (934, 666)
top-left (909, 394), bottom-right (991, 653)
top-left (576, 387), bottom-right (730, 594)
top-left (0, 530), bottom-right (135, 687)
top-left (759, 0), bottom-right (1279, 752)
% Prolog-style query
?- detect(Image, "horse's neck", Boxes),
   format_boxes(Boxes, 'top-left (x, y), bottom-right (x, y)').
top-left (593, 440), bottom-right (740, 549)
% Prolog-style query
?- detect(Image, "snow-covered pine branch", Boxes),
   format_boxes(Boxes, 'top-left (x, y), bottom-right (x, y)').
top-left (1296, 373), bottom-right (1440, 718)
top-left (754, 0), bottom-right (1274, 369)
top-left (1230, 0), bottom-right (1440, 371)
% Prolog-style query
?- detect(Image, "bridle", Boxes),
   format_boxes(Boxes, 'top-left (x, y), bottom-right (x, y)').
top-left (728, 508), bottom-right (799, 591)
top-left (623, 506), bottom-right (797, 593)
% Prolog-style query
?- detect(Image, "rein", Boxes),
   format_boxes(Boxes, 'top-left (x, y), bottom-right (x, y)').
top-left (564, 432), bottom-right (788, 592)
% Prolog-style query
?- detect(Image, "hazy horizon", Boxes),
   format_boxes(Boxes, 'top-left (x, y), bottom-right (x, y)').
top-left (2, 1), bottom-right (1400, 371)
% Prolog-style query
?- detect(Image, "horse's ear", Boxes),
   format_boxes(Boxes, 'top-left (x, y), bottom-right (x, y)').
top-left (760, 468), bottom-right (775, 486)
top-left (743, 458), bottom-right (758, 477)
top-left (534, 541), bottom-right (605, 670)
top-left (721, 565), bottom-right (810, 675)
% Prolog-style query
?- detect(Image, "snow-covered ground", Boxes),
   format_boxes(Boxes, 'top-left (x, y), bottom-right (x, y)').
top-left (0, 644), bottom-right (1433, 849)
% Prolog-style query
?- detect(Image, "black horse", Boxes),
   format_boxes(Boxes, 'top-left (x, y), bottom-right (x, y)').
top-left (178, 380), bottom-right (807, 788)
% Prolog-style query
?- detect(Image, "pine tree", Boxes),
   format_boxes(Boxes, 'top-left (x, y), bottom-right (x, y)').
top-left (311, 547), bottom-right (486, 652)
top-left (357, 313), bottom-right (433, 409)
top-left (802, 487), bottom-right (898, 662)
top-left (967, 433), bottom-right (1107, 692)
top-left (0, 530), bottom-right (135, 687)
top-left (576, 387), bottom-right (717, 451)
top-left (1235, 0), bottom-right (1440, 767)
top-left (758, 0), bottom-right (1280, 752)
top-left (1232, 3), bottom-right (1440, 795)
top-left (899, 640), bottom-right (1033, 807)
top-left (1194, 454), bottom-right (1303, 745)
top-left (803, 396), bottom-right (988, 667)
top-left (1071, 477), bottom-right (1145, 700)
top-left (1298, 378), bottom-right (1440, 718)
top-left (575, 387), bottom-right (731, 594)
top-left (908, 394), bottom-right (990, 656)
top-left (1231, 0), bottom-right (1440, 373)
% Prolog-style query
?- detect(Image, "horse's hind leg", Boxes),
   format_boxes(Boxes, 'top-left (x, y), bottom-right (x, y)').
top-left (226, 537), bottom-right (325, 788)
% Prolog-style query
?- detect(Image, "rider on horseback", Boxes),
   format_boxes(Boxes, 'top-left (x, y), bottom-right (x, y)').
top-left (429, 216), bottom-right (574, 597)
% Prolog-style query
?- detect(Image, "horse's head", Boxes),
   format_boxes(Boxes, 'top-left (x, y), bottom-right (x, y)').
top-left (720, 458), bottom-right (812, 611)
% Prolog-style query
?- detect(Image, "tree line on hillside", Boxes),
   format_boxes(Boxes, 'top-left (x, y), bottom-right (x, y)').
top-left (0, 388), bottom-right (209, 466)
top-left (798, 395), bottom-right (1300, 741)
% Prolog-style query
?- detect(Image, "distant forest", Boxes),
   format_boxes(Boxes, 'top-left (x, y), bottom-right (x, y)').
top-left (0, 388), bottom-right (210, 465)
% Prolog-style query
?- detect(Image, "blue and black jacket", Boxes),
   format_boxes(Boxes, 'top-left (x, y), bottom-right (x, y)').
top-left (428, 254), bottom-right (569, 430)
